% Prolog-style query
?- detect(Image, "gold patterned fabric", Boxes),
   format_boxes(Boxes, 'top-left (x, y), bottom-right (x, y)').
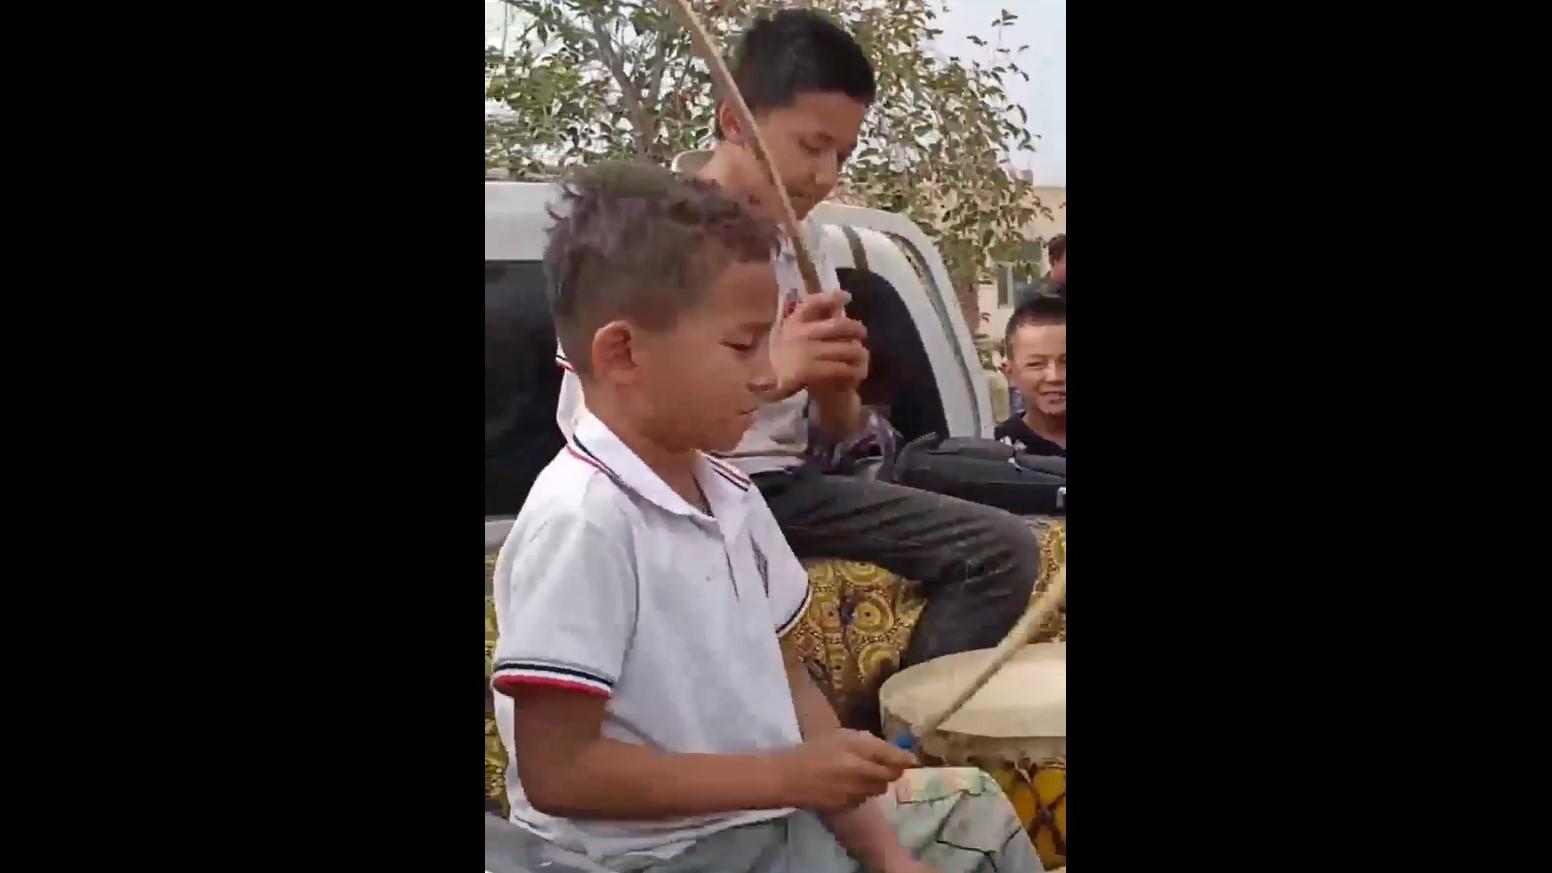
top-left (485, 553), bottom-right (509, 818)
top-left (787, 518), bottom-right (1066, 723)
top-left (1028, 516), bottom-right (1068, 644)
top-left (784, 560), bottom-right (927, 717)
top-left (989, 757), bottom-right (1066, 869)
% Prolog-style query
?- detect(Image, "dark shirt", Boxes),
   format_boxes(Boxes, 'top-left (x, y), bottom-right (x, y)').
top-left (994, 415), bottom-right (1066, 457)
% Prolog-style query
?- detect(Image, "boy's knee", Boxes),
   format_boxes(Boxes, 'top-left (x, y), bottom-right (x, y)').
top-left (986, 513), bottom-right (1041, 600)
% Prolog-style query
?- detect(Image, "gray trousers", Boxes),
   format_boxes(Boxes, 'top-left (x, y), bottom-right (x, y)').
top-left (483, 769), bottom-right (1041, 873)
top-left (625, 769), bottom-right (1040, 873)
top-left (753, 469), bottom-right (1040, 731)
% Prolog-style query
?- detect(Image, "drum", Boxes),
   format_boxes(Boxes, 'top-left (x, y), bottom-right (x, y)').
top-left (785, 520), bottom-right (1065, 732)
top-left (880, 642), bottom-right (1067, 870)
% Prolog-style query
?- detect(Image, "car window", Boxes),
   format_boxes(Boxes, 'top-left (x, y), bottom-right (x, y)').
top-left (838, 267), bottom-right (947, 442)
top-left (485, 260), bottom-right (564, 516)
top-left (486, 260), bottom-right (950, 514)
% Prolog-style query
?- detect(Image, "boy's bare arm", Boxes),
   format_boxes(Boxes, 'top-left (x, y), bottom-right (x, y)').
top-left (511, 686), bottom-right (787, 819)
top-left (781, 645), bottom-right (927, 873)
top-left (511, 682), bottom-right (908, 821)
top-left (782, 641), bottom-right (847, 736)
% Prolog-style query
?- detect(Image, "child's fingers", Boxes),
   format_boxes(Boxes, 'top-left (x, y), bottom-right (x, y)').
top-left (791, 318), bottom-right (865, 349)
top-left (843, 755), bottom-right (900, 785)
top-left (790, 290), bottom-right (850, 323)
top-left (858, 741), bottom-right (919, 771)
top-left (808, 341), bottom-right (869, 365)
top-left (845, 732), bottom-right (919, 770)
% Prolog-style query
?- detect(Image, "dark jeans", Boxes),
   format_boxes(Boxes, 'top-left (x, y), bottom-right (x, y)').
top-left (753, 468), bottom-right (1041, 734)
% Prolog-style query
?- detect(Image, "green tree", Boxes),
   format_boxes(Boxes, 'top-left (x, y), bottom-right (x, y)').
top-left (487, 0), bottom-right (1052, 330)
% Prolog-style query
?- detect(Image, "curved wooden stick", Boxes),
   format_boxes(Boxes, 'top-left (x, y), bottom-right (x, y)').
top-left (893, 564), bottom-right (1067, 749)
top-left (659, 0), bottom-right (823, 297)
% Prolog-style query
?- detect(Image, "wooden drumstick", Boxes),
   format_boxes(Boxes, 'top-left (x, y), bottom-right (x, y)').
top-left (659, 0), bottom-right (823, 298)
top-left (891, 564), bottom-right (1067, 750)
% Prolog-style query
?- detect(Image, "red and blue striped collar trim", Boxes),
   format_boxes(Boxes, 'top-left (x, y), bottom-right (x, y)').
top-left (568, 434), bottom-right (751, 496)
top-left (564, 417), bottom-right (754, 530)
top-left (701, 453), bottom-right (751, 492)
top-left (565, 434), bottom-right (625, 488)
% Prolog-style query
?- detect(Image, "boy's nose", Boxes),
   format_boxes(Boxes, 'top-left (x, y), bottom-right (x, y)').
top-left (813, 152), bottom-right (839, 191)
top-left (749, 353), bottom-right (777, 395)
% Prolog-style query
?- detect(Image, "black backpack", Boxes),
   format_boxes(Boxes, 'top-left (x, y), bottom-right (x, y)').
top-left (882, 434), bottom-right (1066, 516)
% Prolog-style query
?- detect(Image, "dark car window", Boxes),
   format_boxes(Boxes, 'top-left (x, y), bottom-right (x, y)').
top-left (485, 260), bottom-right (564, 516)
top-left (486, 261), bottom-right (948, 514)
top-left (838, 267), bottom-right (947, 442)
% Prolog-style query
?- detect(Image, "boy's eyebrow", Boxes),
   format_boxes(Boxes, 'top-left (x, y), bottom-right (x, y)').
top-left (804, 131), bottom-right (858, 158)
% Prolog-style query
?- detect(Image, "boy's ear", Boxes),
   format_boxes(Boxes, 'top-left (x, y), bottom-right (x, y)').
top-left (717, 101), bottom-right (744, 146)
top-left (591, 320), bottom-right (638, 383)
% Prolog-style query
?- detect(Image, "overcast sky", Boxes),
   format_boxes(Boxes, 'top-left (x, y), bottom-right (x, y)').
top-left (485, 1), bottom-right (1065, 187)
top-left (928, 0), bottom-right (1065, 187)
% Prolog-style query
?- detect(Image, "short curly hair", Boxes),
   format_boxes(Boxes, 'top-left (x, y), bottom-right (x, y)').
top-left (543, 162), bottom-right (778, 375)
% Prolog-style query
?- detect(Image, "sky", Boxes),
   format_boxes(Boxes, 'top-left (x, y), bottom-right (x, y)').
top-left (485, 1), bottom-right (1066, 187)
top-left (928, 0), bottom-right (1065, 187)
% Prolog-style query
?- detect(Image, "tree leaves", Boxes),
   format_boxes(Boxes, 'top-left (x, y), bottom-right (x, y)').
top-left (486, 0), bottom-right (1047, 324)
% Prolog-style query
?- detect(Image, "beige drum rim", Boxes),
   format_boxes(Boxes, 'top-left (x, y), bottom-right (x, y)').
top-left (880, 642), bottom-right (1066, 766)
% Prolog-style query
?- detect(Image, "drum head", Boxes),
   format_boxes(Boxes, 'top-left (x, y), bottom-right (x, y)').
top-left (880, 642), bottom-right (1065, 739)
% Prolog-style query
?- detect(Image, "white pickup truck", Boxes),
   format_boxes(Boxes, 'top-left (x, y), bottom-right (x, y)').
top-left (484, 181), bottom-right (997, 520)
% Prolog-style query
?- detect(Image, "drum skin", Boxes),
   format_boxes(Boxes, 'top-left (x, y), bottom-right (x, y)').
top-left (881, 643), bottom-right (1067, 870)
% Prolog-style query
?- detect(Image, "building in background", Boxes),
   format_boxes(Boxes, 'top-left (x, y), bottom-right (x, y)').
top-left (978, 183), bottom-right (1066, 361)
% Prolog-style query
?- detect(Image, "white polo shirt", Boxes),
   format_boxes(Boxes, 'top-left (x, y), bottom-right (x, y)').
top-left (491, 410), bottom-right (813, 865)
top-left (554, 152), bottom-right (842, 476)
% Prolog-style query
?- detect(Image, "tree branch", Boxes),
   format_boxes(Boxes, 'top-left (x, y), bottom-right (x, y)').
top-left (588, 11), bottom-right (652, 159)
top-left (644, 28), bottom-right (679, 109)
top-left (633, 25), bottom-right (679, 159)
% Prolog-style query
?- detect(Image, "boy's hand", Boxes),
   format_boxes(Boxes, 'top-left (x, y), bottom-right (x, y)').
top-left (878, 856), bottom-right (940, 873)
top-left (775, 728), bottom-right (916, 812)
top-left (771, 291), bottom-right (870, 399)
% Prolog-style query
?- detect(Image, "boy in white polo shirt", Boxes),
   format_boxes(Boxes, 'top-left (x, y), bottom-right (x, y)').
top-left (492, 164), bottom-right (1039, 873)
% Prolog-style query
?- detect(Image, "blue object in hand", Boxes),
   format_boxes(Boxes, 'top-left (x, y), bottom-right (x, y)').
top-left (891, 729), bottom-right (916, 750)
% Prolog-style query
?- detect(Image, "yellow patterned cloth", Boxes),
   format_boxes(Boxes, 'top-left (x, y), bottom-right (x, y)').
top-left (482, 519), bottom-right (1067, 825)
top-left (786, 518), bottom-right (1066, 719)
top-left (988, 756), bottom-right (1066, 868)
top-left (485, 553), bottom-right (509, 818)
